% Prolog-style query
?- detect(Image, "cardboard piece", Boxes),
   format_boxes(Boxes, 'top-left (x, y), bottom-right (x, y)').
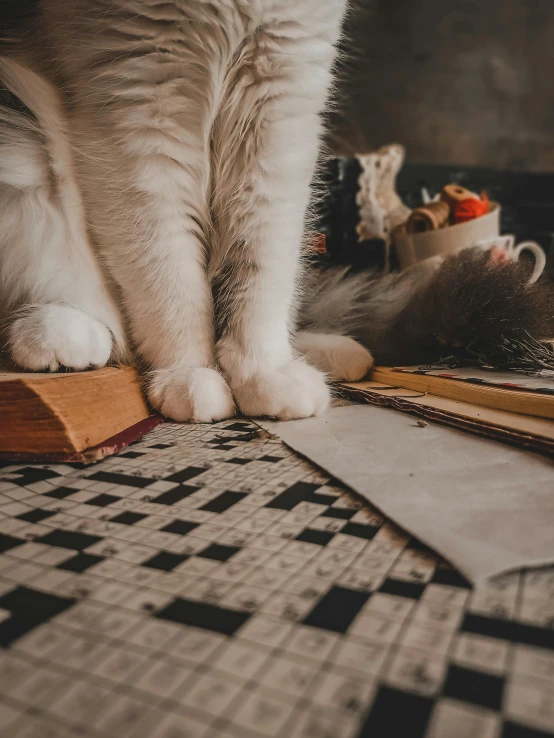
top-left (341, 380), bottom-right (554, 457)
top-left (261, 405), bottom-right (554, 582)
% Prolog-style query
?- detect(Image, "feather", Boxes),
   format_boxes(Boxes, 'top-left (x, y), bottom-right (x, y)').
top-left (300, 248), bottom-right (554, 368)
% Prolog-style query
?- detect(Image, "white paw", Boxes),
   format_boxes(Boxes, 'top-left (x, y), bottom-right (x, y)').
top-left (296, 333), bottom-right (374, 381)
top-left (148, 367), bottom-right (236, 422)
top-left (229, 359), bottom-right (330, 420)
top-left (9, 305), bottom-right (113, 371)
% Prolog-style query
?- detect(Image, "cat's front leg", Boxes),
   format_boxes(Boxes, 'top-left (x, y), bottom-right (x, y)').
top-left (71, 77), bottom-right (235, 423)
top-left (85, 177), bottom-right (234, 422)
top-left (213, 199), bottom-right (331, 420)
top-left (115, 207), bottom-right (235, 422)
top-left (213, 204), bottom-right (331, 419)
top-left (211, 23), bottom-right (344, 419)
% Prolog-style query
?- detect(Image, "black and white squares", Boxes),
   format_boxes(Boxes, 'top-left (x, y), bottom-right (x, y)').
top-left (0, 419), bottom-right (552, 738)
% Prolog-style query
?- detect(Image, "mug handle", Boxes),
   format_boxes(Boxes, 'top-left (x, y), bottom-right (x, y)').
top-left (513, 241), bottom-right (546, 284)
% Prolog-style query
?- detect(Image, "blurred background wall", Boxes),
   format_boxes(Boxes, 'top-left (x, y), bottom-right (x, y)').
top-left (332, 0), bottom-right (554, 171)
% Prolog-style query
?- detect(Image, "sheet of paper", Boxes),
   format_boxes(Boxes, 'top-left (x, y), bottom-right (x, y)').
top-left (261, 405), bottom-right (554, 582)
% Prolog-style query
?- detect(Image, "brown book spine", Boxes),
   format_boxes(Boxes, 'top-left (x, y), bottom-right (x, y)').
top-left (1, 366), bottom-right (151, 454)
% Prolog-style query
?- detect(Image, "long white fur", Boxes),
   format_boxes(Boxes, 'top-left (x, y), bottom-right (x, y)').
top-left (0, 57), bottom-right (127, 363)
top-left (0, 0), bottom-right (374, 421)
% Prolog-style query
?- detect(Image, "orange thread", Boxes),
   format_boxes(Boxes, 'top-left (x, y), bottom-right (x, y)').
top-left (312, 232), bottom-right (327, 254)
top-left (452, 192), bottom-right (490, 224)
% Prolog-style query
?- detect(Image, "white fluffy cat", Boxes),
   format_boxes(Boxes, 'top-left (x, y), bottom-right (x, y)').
top-left (0, 0), bottom-right (373, 422)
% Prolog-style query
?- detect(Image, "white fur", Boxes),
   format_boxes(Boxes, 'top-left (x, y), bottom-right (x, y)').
top-left (9, 305), bottom-right (113, 371)
top-left (0, 1), bottom-right (348, 420)
top-left (0, 58), bottom-right (127, 364)
top-left (295, 332), bottom-right (374, 381)
top-left (148, 367), bottom-right (236, 423)
top-left (230, 358), bottom-right (330, 420)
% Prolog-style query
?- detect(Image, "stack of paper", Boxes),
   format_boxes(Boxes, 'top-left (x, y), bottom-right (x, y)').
top-left (339, 366), bottom-right (554, 457)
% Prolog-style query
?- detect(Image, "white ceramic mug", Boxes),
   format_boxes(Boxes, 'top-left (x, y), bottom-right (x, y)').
top-left (475, 235), bottom-right (546, 284)
top-left (394, 203), bottom-right (546, 283)
top-left (394, 203), bottom-right (501, 268)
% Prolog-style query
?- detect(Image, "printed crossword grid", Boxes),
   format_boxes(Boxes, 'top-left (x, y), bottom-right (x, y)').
top-left (0, 419), bottom-right (553, 738)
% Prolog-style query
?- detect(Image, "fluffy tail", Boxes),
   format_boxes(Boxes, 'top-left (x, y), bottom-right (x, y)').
top-left (300, 249), bottom-right (554, 366)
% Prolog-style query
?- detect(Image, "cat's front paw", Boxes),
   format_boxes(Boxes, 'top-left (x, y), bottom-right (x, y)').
top-left (148, 367), bottom-right (236, 422)
top-left (229, 359), bottom-right (330, 420)
top-left (9, 305), bottom-right (112, 371)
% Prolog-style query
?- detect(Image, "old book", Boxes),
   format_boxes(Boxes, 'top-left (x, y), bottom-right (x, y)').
top-left (0, 365), bottom-right (160, 462)
top-left (370, 367), bottom-right (554, 420)
top-left (340, 380), bottom-right (554, 457)
top-left (385, 364), bottom-right (554, 393)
